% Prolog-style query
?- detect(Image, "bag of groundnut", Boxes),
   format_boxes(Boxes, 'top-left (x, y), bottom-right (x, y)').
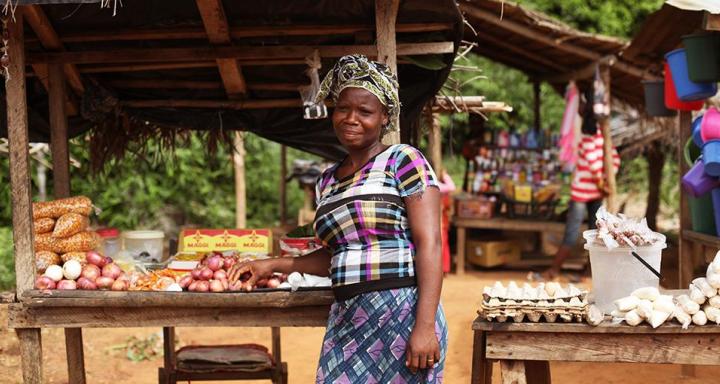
top-left (32, 196), bottom-right (93, 220)
top-left (35, 251), bottom-right (60, 273)
top-left (52, 212), bottom-right (89, 238)
top-left (33, 217), bottom-right (55, 234)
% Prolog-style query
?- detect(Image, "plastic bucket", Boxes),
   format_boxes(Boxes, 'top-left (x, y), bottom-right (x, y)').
top-left (584, 230), bottom-right (666, 314)
top-left (642, 80), bottom-right (676, 117)
top-left (664, 62), bottom-right (704, 110)
top-left (701, 107), bottom-right (720, 142)
top-left (712, 189), bottom-right (720, 237)
top-left (122, 230), bottom-right (165, 263)
top-left (692, 115), bottom-right (704, 148)
top-left (682, 160), bottom-right (720, 196)
top-left (682, 32), bottom-right (720, 83)
top-left (665, 49), bottom-right (718, 101)
top-left (703, 141), bottom-right (720, 176)
top-left (685, 138), bottom-right (718, 235)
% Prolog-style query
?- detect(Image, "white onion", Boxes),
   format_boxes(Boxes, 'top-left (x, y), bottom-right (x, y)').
top-left (63, 260), bottom-right (82, 280)
top-left (44, 265), bottom-right (64, 282)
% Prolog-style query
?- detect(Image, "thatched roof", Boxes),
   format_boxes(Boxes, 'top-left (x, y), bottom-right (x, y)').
top-left (0, 0), bottom-right (463, 167)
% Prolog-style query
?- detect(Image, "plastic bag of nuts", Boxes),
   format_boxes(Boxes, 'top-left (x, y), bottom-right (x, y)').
top-left (61, 251), bottom-right (87, 265)
top-left (33, 218), bottom-right (55, 234)
top-left (35, 251), bottom-right (60, 273)
top-left (32, 196), bottom-right (93, 220)
top-left (52, 212), bottom-right (89, 238)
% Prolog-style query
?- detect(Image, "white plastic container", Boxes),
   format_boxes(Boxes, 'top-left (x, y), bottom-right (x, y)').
top-left (122, 230), bottom-right (165, 263)
top-left (584, 230), bottom-right (667, 314)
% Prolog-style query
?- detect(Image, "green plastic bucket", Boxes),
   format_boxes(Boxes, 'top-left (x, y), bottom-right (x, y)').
top-left (685, 138), bottom-right (717, 235)
top-left (682, 32), bottom-right (720, 83)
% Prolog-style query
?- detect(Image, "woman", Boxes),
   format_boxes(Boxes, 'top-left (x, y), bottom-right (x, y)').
top-left (229, 54), bottom-right (447, 383)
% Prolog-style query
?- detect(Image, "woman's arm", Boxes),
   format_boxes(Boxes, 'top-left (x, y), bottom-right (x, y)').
top-left (404, 186), bottom-right (443, 373)
top-left (228, 247), bottom-right (332, 290)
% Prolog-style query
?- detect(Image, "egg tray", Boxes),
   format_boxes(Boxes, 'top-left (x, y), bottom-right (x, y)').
top-left (479, 307), bottom-right (587, 323)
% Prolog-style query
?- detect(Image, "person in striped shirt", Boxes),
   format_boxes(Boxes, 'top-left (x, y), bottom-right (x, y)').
top-left (546, 128), bottom-right (620, 279)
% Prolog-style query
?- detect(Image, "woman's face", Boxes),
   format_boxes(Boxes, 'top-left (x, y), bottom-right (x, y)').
top-left (332, 87), bottom-right (389, 150)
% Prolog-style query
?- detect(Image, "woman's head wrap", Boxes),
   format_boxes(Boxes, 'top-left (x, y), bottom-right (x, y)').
top-left (314, 54), bottom-right (400, 133)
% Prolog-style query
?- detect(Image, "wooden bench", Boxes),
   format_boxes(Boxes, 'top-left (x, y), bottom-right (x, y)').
top-left (471, 316), bottom-right (720, 384)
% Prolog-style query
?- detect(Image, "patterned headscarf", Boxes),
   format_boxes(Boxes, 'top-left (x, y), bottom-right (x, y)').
top-left (314, 54), bottom-right (400, 133)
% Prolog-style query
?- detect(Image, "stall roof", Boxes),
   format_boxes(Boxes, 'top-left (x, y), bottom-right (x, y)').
top-left (0, 0), bottom-right (463, 166)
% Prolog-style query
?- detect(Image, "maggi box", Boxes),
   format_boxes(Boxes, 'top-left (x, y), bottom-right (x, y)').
top-left (179, 229), bottom-right (272, 256)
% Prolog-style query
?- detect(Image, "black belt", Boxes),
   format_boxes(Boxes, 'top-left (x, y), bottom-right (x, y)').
top-left (332, 276), bottom-right (417, 301)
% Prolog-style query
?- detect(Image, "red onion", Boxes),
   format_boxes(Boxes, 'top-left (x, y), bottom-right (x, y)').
top-left (57, 279), bottom-right (77, 290)
top-left (96, 276), bottom-right (115, 290)
top-left (266, 278), bottom-right (281, 289)
top-left (35, 275), bottom-right (56, 290)
top-left (206, 256), bottom-right (223, 272)
top-left (223, 257), bottom-right (236, 270)
top-left (209, 280), bottom-right (224, 292)
top-left (77, 277), bottom-right (98, 290)
top-left (199, 267), bottom-right (213, 281)
top-left (229, 281), bottom-right (243, 291)
top-left (279, 273), bottom-right (288, 282)
top-left (86, 251), bottom-right (107, 267)
top-left (104, 256), bottom-right (114, 265)
top-left (111, 279), bottom-right (128, 291)
top-left (213, 270), bottom-right (227, 280)
top-left (178, 275), bottom-right (194, 289)
top-left (195, 281), bottom-right (210, 292)
top-left (191, 268), bottom-right (202, 280)
top-left (116, 274), bottom-right (129, 283)
top-left (80, 264), bottom-right (101, 281)
top-left (188, 280), bottom-right (198, 292)
top-left (102, 263), bottom-right (122, 280)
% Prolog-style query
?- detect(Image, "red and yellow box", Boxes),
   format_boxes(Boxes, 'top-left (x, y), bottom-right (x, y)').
top-left (179, 229), bottom-right (272, 255)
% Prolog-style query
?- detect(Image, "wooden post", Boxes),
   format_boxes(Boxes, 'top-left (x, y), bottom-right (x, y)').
top-left (375, 0), bottom-right (400, 145)
top-left (271, 327), bottom-right (281, 365)
top-left (679, 111), bottom-right (694, 288)
top-left (599, 66), bottom-right (617, 213)
top-left (471, 331), bottom-right (493, 384)
top-left (64, 328), bottom-right (86, 384)
top-left (233, 132), bottom-right (246, 228)
top-left (533, 80), bottom-right (541, 132)
top-left (426, 109), bottom-right (442, 175)
top-left (48, 63), bottom-right (70, 197)
top-left (279, 145), bottom-right (287, 225)
top-left (456, 226), bottom-right (466, 275)
top-left (7, 13), bottom-right (44, 384)
top-left (163, 327), bottom-right (176, 369)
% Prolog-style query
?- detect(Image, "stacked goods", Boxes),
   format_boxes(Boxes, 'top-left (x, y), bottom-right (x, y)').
top-left (178, 252), bottom-right (289, 292)
top-left (613, 251), bottom-right (720, 329)
top-left (32, 196), bottom-right (100, 273)
top-left (35, 251), bottom-right (129, 291)
top-left (479, 281), bottom-right (595, 323)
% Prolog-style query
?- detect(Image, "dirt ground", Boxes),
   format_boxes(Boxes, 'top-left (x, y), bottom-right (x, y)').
top-left (2, 271), bottom-right (720, 383)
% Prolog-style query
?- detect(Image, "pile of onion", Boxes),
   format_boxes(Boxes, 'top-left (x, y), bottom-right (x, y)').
top-left (35, 250), bottom-right (129, 291)
top-left (181, 253), bottom-right (287, 292)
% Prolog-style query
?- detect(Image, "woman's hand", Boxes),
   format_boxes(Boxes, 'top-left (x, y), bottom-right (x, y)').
top-left (227, 259), bottom-right (276, 292)
top-left (405, 324), bottom-right (440, 374)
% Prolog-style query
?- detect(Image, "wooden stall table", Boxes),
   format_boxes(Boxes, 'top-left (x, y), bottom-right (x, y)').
top-left (8, 289), bottom-right (334, 383)
top-left (471, 316), bottom-right (720, 384)
top-left (453, 217), bottom-right (568, 275)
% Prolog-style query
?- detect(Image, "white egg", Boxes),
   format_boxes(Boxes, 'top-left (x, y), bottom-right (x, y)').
top-left (62, 260), bottom-right (82, 280)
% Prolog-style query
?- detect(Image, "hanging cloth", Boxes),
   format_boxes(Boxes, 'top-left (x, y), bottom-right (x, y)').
top-left (559, 81), bottom-right (580, 166)
top-left (593, 66), bottom-right (611, 119)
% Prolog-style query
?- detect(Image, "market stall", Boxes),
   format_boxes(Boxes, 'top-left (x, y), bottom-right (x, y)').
top-left (450, 0), bottom-right (673, 274)
top-left (2, 1), bottom-right (463, 383)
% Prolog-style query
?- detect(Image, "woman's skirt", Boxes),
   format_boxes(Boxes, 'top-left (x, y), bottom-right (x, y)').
top-left (316, 287), bottom-right (448, 383)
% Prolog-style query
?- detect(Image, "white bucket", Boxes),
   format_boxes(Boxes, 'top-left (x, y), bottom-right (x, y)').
top-left (583, 230), bottom-right (667, 314)
top-left (122, 230), bottom-right (165, 263)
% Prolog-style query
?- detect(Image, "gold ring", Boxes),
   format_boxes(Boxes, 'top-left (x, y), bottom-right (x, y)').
top-left (427, 358), bottom-right (434, 362)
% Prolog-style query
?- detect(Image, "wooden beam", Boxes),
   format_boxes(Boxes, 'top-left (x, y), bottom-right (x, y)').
top-left (6, 12), bottom-right (35, 297)
top-left (426, 109), bottom-right (442, 175)
top-left (376, 0), bottom-right (401, 145)
top-left (196, 0), bottom-right (247, 97)
top-left (78, 61), bottom-right (217, 73)
top-left (121, 98), bottom-right (324, 109)
top-left (705, 12), bottom-right (720, 31)
top-left (102, 79), bottom-right (303, 91)
top-left (17, 329), bottom-right (43, 384)
top-left (34, 23), bottom-right (454, 43)
top-left (64, 328), bottom-right (86, 384)
top-left (679, 111), bottom-right (694, 289)
top-left (233, 132), bottom-right (246, 228)
top-left (23, 5), bottom-right (84, 94)
top-left (48, 64), bottom-right (71, 198)
top-left (479, 33), bottom-right (568, 72)
top-left (279, 145), bottom-right (287, 225)
top-left (28, 42), bottom-right (455, 65)
top-left (533, 80), bottom-right (541, 131)
top-left (600, 66), bottom-right (617, 213)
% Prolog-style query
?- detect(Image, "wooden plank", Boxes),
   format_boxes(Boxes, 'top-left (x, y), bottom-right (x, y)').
top-left (426, 110), bottom-right (442, 175)
top-left (600, 65), bottom-right (617, 213)
top-left (679, 111), bottom-right (694, 289)
top-left (104, 79), bottom-right (305, 91)
top-left (233, 132), bottom-right (246, 228)
top-left (8, 304), bottom-right (330, 328)
top-left (456, 226), bottom-right (466, 275)
top-left (473, 317), bottom-right (720, 334)
top-left (79, 61), bottom-right (218, 73)
top-left (0, 291), bottom-right (16, 303)
top-left (500, 360), bottom-right (527, 384)
top-left (21, 289), bottom-right (335, 308)
top-left (64, 328), bottom-right (86, 384)
top-left (453, 217), bottom-right (566, 233)
top-left (48, 63), bottom-right (71, 198)
top-left (533, 81), bottom-right (541, 131)
top-left (28, 42), bottom-right (455, 65)
top-left (38, 23), bottom-right (454, 43)
top-left (6, 13), bottom-right (36, 297)
top-left (480, 33), bottom-right (568, 73)
top-left (16, 328), bottom-right (43, 384)
top-left (271, 327), bottom-right (281, 365)
top-left (486, 332), bottom-right (720, 365)
top-left (376, 0), bottom-right (401, 145)
top-left (471, 331), bottom-right (493, 384)
top-left (279, 145), bottom-right (287, 224)
top-left (121, 98), bottom-right (326, 110)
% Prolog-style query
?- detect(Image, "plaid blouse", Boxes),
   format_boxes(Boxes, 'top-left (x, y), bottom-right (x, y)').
top-left (314, 144), bottom-right (438, 288)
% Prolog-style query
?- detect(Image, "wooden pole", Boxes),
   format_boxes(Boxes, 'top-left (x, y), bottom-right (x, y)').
top-left (599, 65), bottom-right (617, 213)
top-left (679, 111), bottom-right (694, 288)
top-left (279, 145), bottom-right (287, 225)
top-left (426, 108), bottom-right (443, 175)
top-left (533, 80), bottom-right (541, 132)
top-left (233, 132), bottom-right (246, 228)
top-left (48, 63), bottom-right (70, 198)
top-left (375, 0), bottom-right (401, 145)
top-left (7, 13), bottom-right (44, 384)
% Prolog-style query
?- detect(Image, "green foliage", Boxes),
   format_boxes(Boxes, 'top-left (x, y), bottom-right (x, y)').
top-left (0, 227), bottom-right (14, 290)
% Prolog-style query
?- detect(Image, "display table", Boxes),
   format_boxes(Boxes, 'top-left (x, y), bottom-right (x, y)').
top-left (8, 290), bottom-right (334, 382)
top-left (471, 316), bottom-right (720, 384)
top-left (453, 217), bottom-right (567, 274)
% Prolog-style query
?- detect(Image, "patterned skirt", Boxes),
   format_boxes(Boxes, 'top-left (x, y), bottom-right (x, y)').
top-left (316, 287), bottom-right (448, 383)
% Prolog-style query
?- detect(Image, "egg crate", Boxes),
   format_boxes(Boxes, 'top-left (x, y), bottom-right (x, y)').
top-left (479, 281), bottom-right (588, 323)
top-left (479, 308), bottom-right (586, 323)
